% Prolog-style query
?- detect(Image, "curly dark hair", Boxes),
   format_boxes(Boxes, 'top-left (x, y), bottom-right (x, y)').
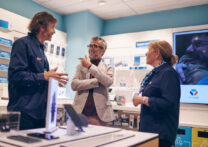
top-left (28, 11), bottom-right (57, 36)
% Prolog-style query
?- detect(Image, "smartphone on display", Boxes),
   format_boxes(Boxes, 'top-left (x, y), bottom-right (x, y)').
top-left (27, 133), bottom-right (59, 140)
top-left (63, 104), bottom-right (83, 131)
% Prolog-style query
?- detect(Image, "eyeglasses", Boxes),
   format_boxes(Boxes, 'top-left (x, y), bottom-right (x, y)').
top-left (87, 44), bottom-right (104, 50)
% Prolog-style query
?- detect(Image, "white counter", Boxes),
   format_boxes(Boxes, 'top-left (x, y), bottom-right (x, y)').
top-left (0, 125), bottom-right (158, 147)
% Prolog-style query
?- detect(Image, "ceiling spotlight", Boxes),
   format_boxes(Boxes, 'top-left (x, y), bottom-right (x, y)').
top-left (98, 0), bottom-right (106, 6)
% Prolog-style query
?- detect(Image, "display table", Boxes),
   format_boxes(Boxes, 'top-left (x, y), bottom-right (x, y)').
top-left (0, 125), bottom-right (158, 147)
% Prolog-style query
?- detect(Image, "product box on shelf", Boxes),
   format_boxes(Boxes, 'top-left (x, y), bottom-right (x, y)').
top-left (129, 114), bottom-right (134, 129)
top-left (0, 50), bottom-right (10, 59)
top-left (58, 87), bottom-right (66, 98)
top-left (61, 47), bottom-right (65, 57)
top-left (192, 127), bottom-right (208, 147)
top-left (56, 46), bottom-right (60, 56)
top-left (0, 76), bottom-right (8, 83)
top-left (0, 63), bottom-right (8, 71)
top-left (57, 108), bottom-right (66, 126)
top-left (0, 20), bottom-right (9, 29)
top-left (175, 126), bottom-right (192, 147)
top-left (0, 83), bottom-right (8, 98)
top-left (0, 37), bottom-right (12, 47)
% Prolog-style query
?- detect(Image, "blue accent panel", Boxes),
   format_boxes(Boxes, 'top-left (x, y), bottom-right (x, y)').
top-left (102, 4), bottom-right (208, 36)
top-left (175, 126), bottom-right (192, 147)
top-left (0, 0), bottom-right (64, 32)
top-left (0, 20), bottom-right (9, 29)
top-left (63, 11), bottom-right (103, 98)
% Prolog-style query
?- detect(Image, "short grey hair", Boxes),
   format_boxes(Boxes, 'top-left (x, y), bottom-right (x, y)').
top-left (91, 36), bottom-right (107, 49)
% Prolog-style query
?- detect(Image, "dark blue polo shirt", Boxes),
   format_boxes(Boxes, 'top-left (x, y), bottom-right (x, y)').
top-left (7, 33), bottom-right (49, 119)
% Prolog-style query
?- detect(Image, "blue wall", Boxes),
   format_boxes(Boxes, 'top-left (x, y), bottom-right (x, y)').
top-left (63, 11), bottom-right (103, 98)
top-left (0, 0), bottom-right (64, 32)
top-left (102, 4), bottom-right (208, 36)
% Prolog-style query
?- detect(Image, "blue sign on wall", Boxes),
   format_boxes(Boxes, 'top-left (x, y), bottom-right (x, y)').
top-left (136, 40), bottom-right (159, 48)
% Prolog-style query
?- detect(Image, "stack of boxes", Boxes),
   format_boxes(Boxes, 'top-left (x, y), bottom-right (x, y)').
top-left (111, 111), bottom-right (140, 131)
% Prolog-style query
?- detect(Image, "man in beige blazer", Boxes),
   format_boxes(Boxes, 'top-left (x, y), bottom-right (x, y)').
top-left (71, 36), bottom-right (115, 125)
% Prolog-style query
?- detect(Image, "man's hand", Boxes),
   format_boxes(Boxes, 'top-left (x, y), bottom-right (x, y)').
top-left (44, 67), bottom-right (68, 86)
top-left (106, 73), bottom-right (113, 77)
top-left (79, 56), bottom-right (92, 68)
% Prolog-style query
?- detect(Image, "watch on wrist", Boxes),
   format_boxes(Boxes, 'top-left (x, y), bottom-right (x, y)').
top-left (88, 64), bottom-right (92, 69)
top-left (142, 97), bottom-right (146, 104)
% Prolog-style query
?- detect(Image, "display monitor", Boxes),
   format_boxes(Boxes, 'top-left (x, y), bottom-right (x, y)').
top-left (45, 78), bottom-right (58, 133)
top-left (173, 29), bottom-right (208, 104)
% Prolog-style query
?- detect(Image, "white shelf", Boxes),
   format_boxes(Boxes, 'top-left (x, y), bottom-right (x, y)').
top-left (111, 101), bottom-right (141, 113)
top-left (0, 27), bottom-right (12, 33)
top-left (0, 70), bottom-right (8, 77)
top-left (111, 86), bottom-right (138, 90)
top-left (0, 44), bottom-right (12, 51)
top-left (0, 57), bottom-right (10, 64)
top-left (115, 67), bottom-right (130, 70)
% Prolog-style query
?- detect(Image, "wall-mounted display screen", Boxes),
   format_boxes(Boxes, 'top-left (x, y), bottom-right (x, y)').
top-left (173, 29), bottom-right (208, 104)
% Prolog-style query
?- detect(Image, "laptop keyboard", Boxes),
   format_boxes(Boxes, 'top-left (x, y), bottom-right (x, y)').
top-left (7, 135), bottom-right (41, 143)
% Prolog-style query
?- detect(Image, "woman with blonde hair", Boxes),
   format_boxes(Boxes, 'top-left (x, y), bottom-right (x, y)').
top-left (133, 40), bottom-right (181, 147)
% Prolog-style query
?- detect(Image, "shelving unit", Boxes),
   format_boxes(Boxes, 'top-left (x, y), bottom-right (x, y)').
top-left (0, 57), bottom-right (10, 64)
top-left (0, 25), bottom-right (12, 99)
top-left (0, 70), bottom-right (8, 77)
top-left (0, 44), bottom-right (12, 52)
top-left (0, 27), bottom-right (12, 33)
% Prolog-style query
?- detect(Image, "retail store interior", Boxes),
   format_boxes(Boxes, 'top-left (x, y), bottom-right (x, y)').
top-left (0, 0), bottom-right (208, 146)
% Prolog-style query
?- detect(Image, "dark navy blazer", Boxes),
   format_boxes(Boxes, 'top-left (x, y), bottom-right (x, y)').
top-left (139, 63), bottom-right (181, 144)
top-left (7, 33), bottom-right (49, 119)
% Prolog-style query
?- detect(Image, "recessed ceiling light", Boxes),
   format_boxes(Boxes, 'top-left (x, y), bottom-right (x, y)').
top-left (98, 0), bottom-right (106, 6)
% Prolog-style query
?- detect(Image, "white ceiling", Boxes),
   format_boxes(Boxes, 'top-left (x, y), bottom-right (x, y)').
top-left (33, 0), bottom-right (208, 20)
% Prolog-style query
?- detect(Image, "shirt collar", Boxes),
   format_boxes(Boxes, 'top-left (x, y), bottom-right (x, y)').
top-left (28, 32), bottom-right (45, 50)
top-left (154, 62), bottom-right (169, 73)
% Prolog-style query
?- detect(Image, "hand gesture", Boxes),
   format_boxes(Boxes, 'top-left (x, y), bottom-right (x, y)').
top-left (106, 73), bottom-right (113, 77)
top-left (79, 56), bottom-right (92, 68)
top-left (44, 67), bottom-right (68, 86)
